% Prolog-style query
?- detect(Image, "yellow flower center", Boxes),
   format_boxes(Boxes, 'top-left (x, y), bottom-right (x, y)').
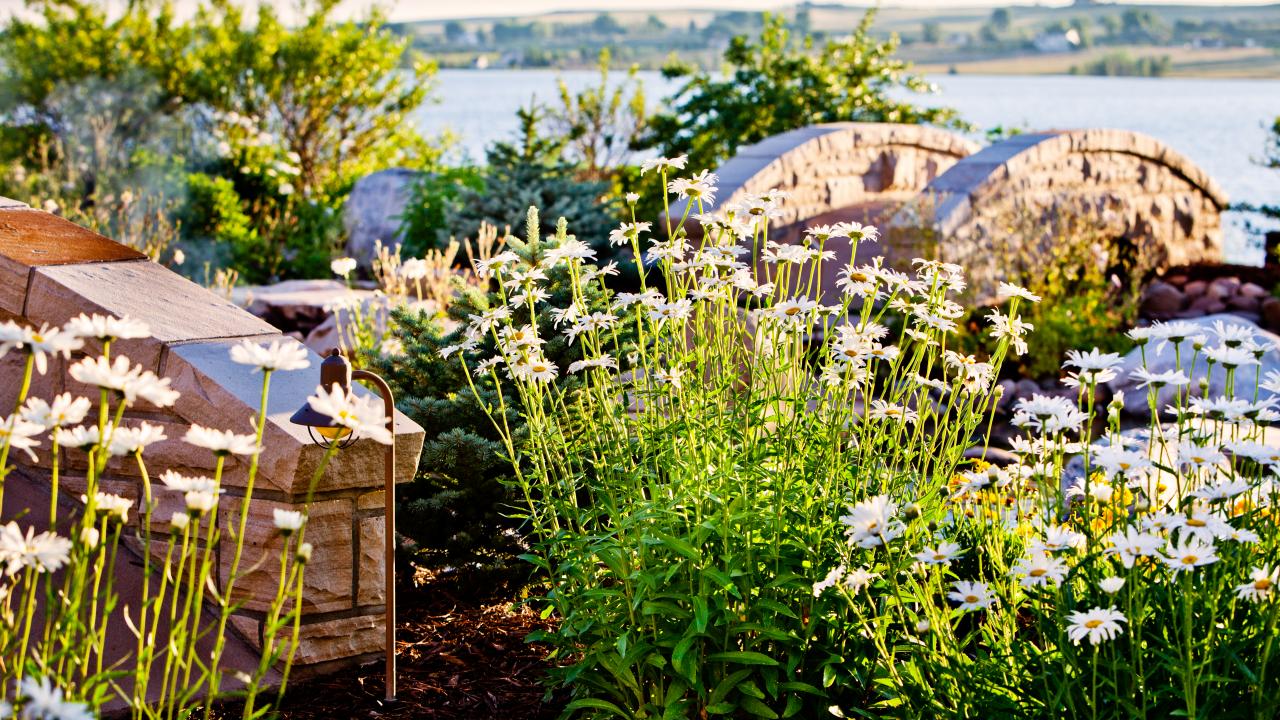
top-left (1085, 619), bottom-right (1103, 629)
top-left (964, 594), bottom-right (979, 604)
top-left (1256, 579), bottom-right (1273, 591)
top-left (784, 307), bottom-right (801, 316)
top-left (1187, 518), bottom-right (1206, 527)
top-left (1030, 568), bottom-right (1047, 577)
top-left (1182, 555), bottom-right (1199, 565)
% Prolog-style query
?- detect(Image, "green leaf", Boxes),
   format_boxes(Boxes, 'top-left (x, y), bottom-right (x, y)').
top-left (564, 698), bottom-right (632, 718)
top-left (707, 651), bottom-right (779, 666)
top-left (739, 696), bottom-right (781, 719)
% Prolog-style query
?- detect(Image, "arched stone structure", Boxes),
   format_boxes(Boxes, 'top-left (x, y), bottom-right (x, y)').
top-left (673, 122), bottom-right (979, 245)
top-left (891, 129), bottom-right (1228, 302)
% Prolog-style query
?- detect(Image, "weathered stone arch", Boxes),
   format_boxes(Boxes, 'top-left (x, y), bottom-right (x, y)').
top-left (893, 129), bottom-right (1228, 302)
top-left (676, 122), bottom-right (979, 244)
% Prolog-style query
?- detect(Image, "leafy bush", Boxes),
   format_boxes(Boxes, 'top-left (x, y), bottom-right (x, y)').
top-left (642, 11), bottom-right (964, 171)
top-left (0, 0), bottom-right (442, 283)
top-left (958, 206), bottom-right (1151, 380)
top-left (396, 167), bottom-right (486, 258)
top-left (440, 167), bottom-right (1280, 718)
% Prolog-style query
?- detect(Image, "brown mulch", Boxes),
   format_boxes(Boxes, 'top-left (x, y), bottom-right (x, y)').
top-left (264, 568), bottom-right (566, 719)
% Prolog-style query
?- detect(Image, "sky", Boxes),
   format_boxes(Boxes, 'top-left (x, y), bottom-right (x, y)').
top-left (2, 0), bottom-right (1277, 23)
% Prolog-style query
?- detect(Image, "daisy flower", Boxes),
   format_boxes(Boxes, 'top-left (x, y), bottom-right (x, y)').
top-left (90, 492), bottom-right (133, 523)
top-left (305, 384), bottom-right (394, 445)
top-left (842, 567), bottom-right (879, 593)
top-left (230, 339), bottom-right (311, 373)
top-left (331, 257), bottom-right (357, 278)
top-left (1099, 577), bottom-right (1126, 594)
top-left (0, 522), bottom-right (72, 575)
top-left (1011, 553), bottom-right (1069, 588)
top-left (1031, 524), bottom-right (1085, 554)
top-left (640, 155), bottom-right (688, 175)
top-left (184, 425), bottom-right (258, 456)
top-left (184, 490), bottom-right (219, 514)
top-left (15, 323), bottom-right (83, 375)
top-left (273, 509), bottom-right (305, 534)
top-left (997, 282), bottom-right (1041, 303)
top-left (22, 393), bottom-right (91, 431)
top-left (947, 580), bottom-right (995, 612)
top-left (0, 414), bottom-right (44, 461)
top-left (123, 371), bottom-right (180, 408)
top-left (813, 564), bottom-right (846, 597)
top-left (1236, 567), bottom-right (1279, 603)
top-left (1104, 528), bottom-right (1164, 568)
top-left (69, 354), bottom-right (139, 392)
top-left (1066, 607), bottom-right (1126, 645)
top-left (914, 541), bottom-right (964, 566)
top-left (160, 470), bottom-right (221, 495)
top-left (63, 313), bottom-right (150, 342)
top-left (17, 676), bottom-right (93, 720)
top-left (840, 495), bottom-right (905, 549)
top-left (1163, 535), bottom-right (1219, 572)
top-left (869, 400), bottom-right (918, 425)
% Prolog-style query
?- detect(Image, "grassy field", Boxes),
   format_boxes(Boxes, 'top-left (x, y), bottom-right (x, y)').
top-left (910, 44), bottom-right (1280, 78)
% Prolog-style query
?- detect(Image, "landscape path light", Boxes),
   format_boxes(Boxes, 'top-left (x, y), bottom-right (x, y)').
top-left (289, 348), bottom-right (398, 702)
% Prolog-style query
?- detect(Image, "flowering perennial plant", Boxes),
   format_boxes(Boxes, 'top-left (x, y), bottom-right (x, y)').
top-left (0, 316), bottom-right (379, 718)
top-left (444, 163), bottom-right (1280, 718)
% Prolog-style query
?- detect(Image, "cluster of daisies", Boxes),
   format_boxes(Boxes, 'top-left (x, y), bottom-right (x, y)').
top-left (0, 312), bottom-right (400, 711)
top-left (814, 313), bottom-right (1280, 649)
top-left (435, 157), bottom-right (1040, 425)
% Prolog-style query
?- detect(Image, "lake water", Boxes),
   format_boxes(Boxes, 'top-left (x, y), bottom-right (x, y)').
top-left (416, 69), bottom-right (1280, 263)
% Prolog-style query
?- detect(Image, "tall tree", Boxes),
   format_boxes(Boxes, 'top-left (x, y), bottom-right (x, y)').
top-left (643, 11), bottom-right (963, 173)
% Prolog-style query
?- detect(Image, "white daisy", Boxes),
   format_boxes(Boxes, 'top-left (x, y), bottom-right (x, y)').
top-left (947, 580), bottom-right (995, 612)
top-left (1066, 607), bottom-right (1126, 645)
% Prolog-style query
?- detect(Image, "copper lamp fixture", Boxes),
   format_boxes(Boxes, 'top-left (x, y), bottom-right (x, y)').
top-left (289, 349), bottom-right (398, 702)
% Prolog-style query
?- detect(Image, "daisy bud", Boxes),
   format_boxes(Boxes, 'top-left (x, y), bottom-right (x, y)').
top-left (904, 503), bottom-right (921, 520)
top-left (185, 490), bottom-right (218, 515)
top-left (915, 620), bottom-right (931, 634)
top-left (296, 542), bottom-right (313, 565)
top-left (273, 509), bottom-right (305, 535)
top-left (80, 526), bottom-right (100, 549)
top-left (170, 512), bottom-right (190, 533)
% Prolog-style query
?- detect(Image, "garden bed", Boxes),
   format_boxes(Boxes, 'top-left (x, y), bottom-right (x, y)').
top-left (259, 569), bottom-right (563, 720)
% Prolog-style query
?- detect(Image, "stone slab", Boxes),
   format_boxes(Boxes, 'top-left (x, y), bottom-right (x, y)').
top-left (220, 496), bottom-right (354, 614)
top-left (289, 612), bottom-right (385, 666)
top-left (26, 260), bottom-right (278, 371)
top-left (357, 514), bottom-right (386, 606)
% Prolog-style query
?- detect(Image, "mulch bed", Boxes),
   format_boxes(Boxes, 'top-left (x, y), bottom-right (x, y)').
top-left (261, 568), bottom-right (566, 719)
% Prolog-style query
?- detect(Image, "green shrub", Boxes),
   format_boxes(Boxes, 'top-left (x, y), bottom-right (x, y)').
top-left (444, 106), bottom-right (621, 261)
top-left (0, 0), bottom-right (443, 282)
top-left (396, 167), bottom-right (486, 257)
top-left (957, 206), bottom-right (1149, 381)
